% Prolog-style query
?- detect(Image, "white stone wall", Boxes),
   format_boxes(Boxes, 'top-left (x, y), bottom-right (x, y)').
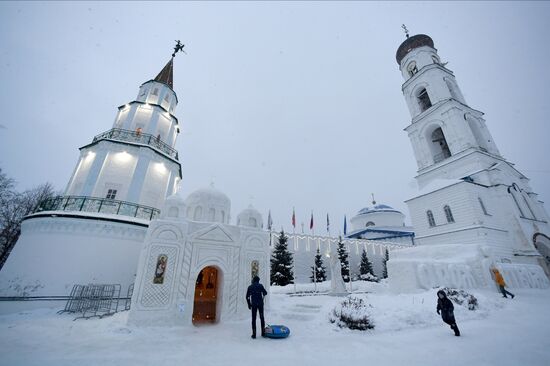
top-left (0, 215), bottom-right (147, 299)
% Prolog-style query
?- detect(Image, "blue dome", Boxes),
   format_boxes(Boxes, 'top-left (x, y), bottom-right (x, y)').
top-left (357, 204), bottom-right (400, 215)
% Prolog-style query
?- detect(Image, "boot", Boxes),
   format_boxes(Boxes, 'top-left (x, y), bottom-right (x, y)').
top-left (452, 324), bottom-right (460, 337)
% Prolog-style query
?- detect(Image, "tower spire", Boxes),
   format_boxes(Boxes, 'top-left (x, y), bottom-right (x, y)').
top-left (154, 58), bottom-right (174, 89)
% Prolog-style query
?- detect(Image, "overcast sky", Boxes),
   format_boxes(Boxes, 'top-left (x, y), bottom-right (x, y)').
top-left (1, 1), bottom-right (549, 233)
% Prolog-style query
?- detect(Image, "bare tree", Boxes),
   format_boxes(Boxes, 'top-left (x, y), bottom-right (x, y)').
top-left (0, 168), bottom-right (55, 269)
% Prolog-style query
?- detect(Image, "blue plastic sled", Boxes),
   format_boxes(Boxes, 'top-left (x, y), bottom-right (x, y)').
top-left (264, 324), bottom-right (290, 339)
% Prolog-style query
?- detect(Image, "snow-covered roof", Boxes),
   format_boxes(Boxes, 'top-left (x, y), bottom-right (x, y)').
top-left (356, 204), bottom-right (401, 215)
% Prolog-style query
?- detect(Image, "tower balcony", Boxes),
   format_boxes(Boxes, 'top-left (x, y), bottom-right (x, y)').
top-left (34, 195), bottom-right (160, 221)
top-left (92, 128), bottom-right (178, 160)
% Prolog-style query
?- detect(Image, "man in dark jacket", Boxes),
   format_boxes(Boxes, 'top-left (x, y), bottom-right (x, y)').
top-left (436, 290), bottom-right (460, 336)
top-left (246, 276), bottom-right (268, 339)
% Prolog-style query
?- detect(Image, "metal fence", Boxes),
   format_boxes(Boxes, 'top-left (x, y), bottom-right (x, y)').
top-left (92, 128), bottom-right (178, 160)
top-left (59, 284), bottom-right (122, 320)
top-left (34, 195), bottom-right (160, 221)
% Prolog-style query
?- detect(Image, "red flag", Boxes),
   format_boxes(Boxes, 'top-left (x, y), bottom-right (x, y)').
top-left (310, 212), bottom-right (314, 230)
top-left (292, 208), bottom-right (296, 228)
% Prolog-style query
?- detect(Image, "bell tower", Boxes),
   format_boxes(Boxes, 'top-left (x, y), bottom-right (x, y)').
top-left (397, 33), bottom-right (501, 189)
top-left (397, 31), bottom-right (550, 269)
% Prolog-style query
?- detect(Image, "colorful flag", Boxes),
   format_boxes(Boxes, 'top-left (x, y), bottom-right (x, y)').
top-left (292, 208), bottom-right (296, 229)
top-left (326, 213), bottom-right (330, 233)
top-left (343, 215), bottom-right (347, 236)
top-left (267, 210), bottom-right (273, 231)
top-left (310, 212), bottom-right (314, 230)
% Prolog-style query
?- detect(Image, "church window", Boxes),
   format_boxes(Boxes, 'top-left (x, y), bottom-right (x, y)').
top-left (407, 61), bottom-right (418, 77)
top-left (431, 127), bottom-right (451, 163)
top-left (427, 210), bottom-right (436, 227)
top-left (522, 194), bottom-right (537, 220)
top-left (478, 197), bottom-right (489, 215)
top-left (193, 206), bottom-right (202, 221)
top-left (209, 208), bottom-right (216, 221)
top-left (221, 210), bottom-right (226, 223)
top-left (508, 186), bottom-right (525, 217)
top-left (444, 205), bottom-right (455, 223)
top-left (365, 221), bottom-right (375, 227)
top-left (417, 88), bottom-right (432, 112)
top-left (106, 189), bottom-right (117, 200)
top-left (164, 94), bottom-right (170, 102)
top-left (152, 88), bottom-right (159, 96)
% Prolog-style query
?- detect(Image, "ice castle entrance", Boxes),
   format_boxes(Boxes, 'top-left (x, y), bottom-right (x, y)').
top-left (192, 266), bottom-right (220, 324)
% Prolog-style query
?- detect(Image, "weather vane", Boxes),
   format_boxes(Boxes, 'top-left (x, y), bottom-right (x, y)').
top-left (172, 40), bottom-right (186, 57)
top-left (371, 193), bottom-right (376, 206)
top-left (402, 24), bottom-right (409, 39)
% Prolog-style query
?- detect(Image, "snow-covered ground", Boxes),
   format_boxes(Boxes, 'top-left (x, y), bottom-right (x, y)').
top-left (1, 281), bottom-right (549, 366)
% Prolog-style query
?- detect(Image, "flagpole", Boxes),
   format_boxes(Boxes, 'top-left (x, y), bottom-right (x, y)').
top-left (292, 207), bottom-right (296, 295)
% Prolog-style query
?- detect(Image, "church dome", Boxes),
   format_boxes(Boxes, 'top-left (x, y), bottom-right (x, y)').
top-left (396, 34), bottom-right (435, 65)
top-left (350, 203), bottom-right (405, 232)
top-left (185, 185), bottom-right (231, 224)
top-left (236, 205), bottom-right (263, 229)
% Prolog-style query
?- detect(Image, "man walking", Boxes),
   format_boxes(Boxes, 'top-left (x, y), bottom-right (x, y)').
top-left (246, 276), bottom-right (268, 339)
top-left (492, 268), bottom-right (515, 299)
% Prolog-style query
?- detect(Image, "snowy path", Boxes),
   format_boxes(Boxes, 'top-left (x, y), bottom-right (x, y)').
top-left (1, 288), bottom-right (549, 366)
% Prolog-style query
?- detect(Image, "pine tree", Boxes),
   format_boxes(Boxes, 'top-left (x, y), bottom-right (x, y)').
top-left (310, 248), bottom-right (327, 282)
top-left (270, 230), bottom-right (294, 286)
top-left (381, 248), bottom-right (389, 279)
top-left (359, 248), bottom-right (378, 282)
top-left (336, 236), bottom-right (350, 282)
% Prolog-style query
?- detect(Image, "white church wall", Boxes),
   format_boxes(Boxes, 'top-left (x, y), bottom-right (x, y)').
top-left (93, 149), bottom-right (138, 200)
top-left (350, 211), bottom-right (404, 231)
top-left (0, 216), bottom-right (147, 304)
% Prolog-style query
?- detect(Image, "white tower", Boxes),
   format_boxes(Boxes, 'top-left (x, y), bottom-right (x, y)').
top-left (0, 56), bottom-right (185, 311)
top-left (64, 58), bottom-right (181, 212)
top-left (397, 33), bottom-right (550, 269)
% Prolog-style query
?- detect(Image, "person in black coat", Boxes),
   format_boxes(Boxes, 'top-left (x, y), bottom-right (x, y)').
top-left (246, 276), bottom-right (268, 339)
top-left (436, 290), bottom-right (460, 336)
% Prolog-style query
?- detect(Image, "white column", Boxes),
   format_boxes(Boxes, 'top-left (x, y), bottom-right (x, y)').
top-left (168, 121), bottom-right (177, 147)
top-left (122, 105), bottom-right (140, 130)
top-left (80, 147), bottom-right (108, 197)
top-left (145, 109), bottom-right (161, 135)
top-left (126, 149), bottom-right (153, 204)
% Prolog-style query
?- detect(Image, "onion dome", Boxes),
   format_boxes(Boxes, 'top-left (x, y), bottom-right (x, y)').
top-left (396, 34), bottom-right (435, 65)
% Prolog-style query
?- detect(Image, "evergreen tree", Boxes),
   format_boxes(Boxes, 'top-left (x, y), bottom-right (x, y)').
top-left (359, 248), bottom-right (378, 282)
top-left (310, 248), bottom-right (327, 282)
top-left (336, 236), bottom-right (350, 282)
top-left (270, 229), bottom-right (294, 286)
top-left (381, 248), bottom-right (389, 279)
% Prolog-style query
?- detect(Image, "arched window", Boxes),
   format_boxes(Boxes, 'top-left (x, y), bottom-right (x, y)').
top-left (407, 61), bottom-right (418, 77)
top-left (209, 208), bottom-right (216, 221)
top-left (417, 88), bottom-right (432, 112)
top-left (427, 210), bottom-right (436, 227)
top-left (444, 205), bottom-right (455, 223)
top-left (193, 206), bottom-right (202, 221)
top-left (221, 210), bottom-right (226, 223)
top-left (431, 127), bottom-right (451, 163)
top-left (365, 221), bottom-right (375, 227)
top-left (508, 186), bottom-right (525, 217)
top-left (478, 197), bottom-right (489, 215)
top-left (522, 194), bottom-right (537, 220)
